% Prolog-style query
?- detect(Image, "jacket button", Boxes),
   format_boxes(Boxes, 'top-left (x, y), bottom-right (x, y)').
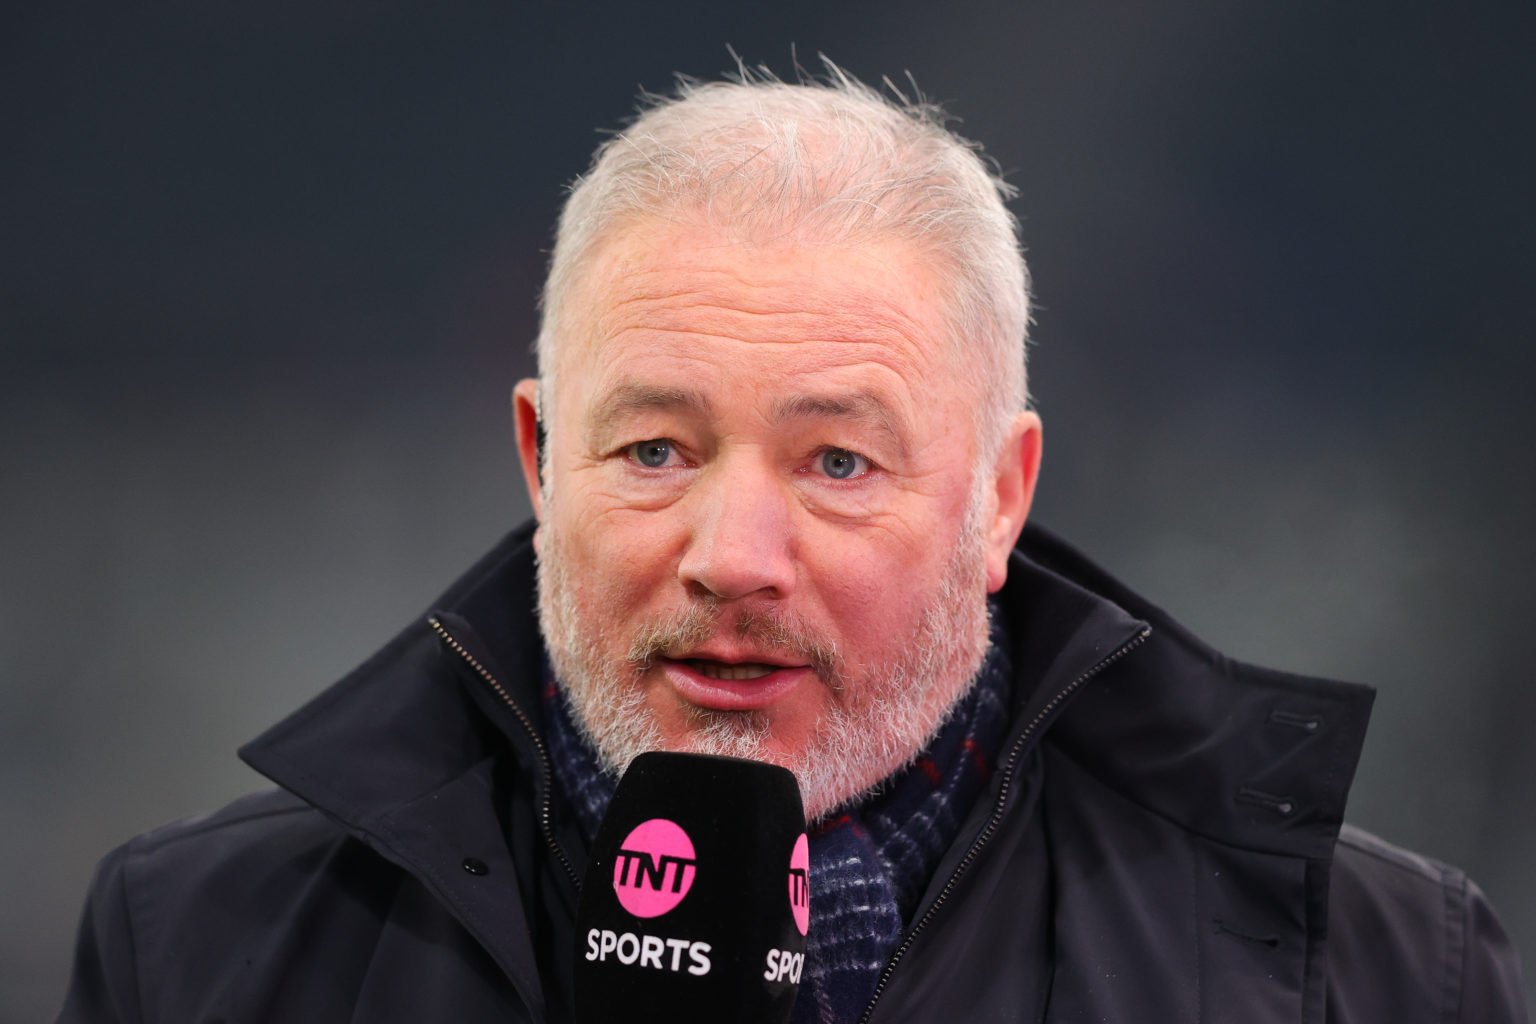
top-left (462, 857), bottom-right (489, 876)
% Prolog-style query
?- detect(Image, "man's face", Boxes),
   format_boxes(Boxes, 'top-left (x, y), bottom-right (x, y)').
top-left (522, 220), bottom-right (1034, 820)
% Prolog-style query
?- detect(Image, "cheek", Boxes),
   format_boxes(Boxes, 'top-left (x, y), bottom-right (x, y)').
top-left (553, 503), bottom-right (677, 611)
top-left (805, 499), bottom-right (970, 628)
top-left (809, 538), bottom-right (934, 642)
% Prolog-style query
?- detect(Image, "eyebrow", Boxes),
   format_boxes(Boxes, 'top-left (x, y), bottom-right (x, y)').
top-left (584, 381), bottom-right (910, 457)
top-left (586, 382), bottom-right (716, 446)
top-left (771, 392), bottom-right (910, 458)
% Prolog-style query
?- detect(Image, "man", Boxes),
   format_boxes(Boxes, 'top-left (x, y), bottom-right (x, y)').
top-left (61, 67), bottom-right (1526, 1022)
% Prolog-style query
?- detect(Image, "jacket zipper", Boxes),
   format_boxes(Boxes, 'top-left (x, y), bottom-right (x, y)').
top-left (427, 615), bottom-right (582, 891)
top-left (855, 626), bottom-right (1152, 1024)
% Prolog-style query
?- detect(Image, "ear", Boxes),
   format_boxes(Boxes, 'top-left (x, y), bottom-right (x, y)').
top-left (984, 411), bottom-right (1043, 593)
top-left (512, 377), bottom-right (545, 521)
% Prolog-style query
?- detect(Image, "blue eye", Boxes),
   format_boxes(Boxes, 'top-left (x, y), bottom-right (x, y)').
top-left (819, 448), bottom-right (869, 480)
top-left (628, 439), bottom-right (676, 468)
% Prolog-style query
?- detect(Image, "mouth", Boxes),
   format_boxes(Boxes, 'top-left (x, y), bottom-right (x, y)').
top-left (657, 656), bottom-right (811, 711)
top-left (682, 659), bottom-right (781, 681)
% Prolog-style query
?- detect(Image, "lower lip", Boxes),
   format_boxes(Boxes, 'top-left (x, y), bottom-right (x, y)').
top-left (659, 659), bottom-right (811, 711)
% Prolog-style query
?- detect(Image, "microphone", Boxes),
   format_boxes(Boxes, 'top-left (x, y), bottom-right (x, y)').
top-left (573, 751), bottom-right (810, 1024)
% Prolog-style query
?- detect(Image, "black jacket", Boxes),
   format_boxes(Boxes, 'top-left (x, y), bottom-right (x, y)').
top-left (60, 523), bottom-right (1527, 1022)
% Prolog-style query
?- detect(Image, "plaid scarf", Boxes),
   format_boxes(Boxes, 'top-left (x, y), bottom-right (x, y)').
top-left (545, 608), bottom-right (1012, 1024)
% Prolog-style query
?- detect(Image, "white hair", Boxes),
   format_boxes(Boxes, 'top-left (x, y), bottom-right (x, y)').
top-left (535, 59), bottom-right (1032, 468)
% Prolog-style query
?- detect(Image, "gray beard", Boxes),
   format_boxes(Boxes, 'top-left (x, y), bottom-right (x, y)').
top-left (535, 487), bottom-right (993, 823)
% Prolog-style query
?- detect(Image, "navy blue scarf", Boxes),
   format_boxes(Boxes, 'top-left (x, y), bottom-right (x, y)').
top-left (546, 610), bottom-right (1013, 1024)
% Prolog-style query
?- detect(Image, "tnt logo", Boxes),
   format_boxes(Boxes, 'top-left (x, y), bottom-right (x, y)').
top-left (613, 818), bottom-right (697, 918)
top-left (787, 832), bottom-right (810, 936)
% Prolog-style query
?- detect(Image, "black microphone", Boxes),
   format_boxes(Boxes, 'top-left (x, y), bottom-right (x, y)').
top-left (573, 751), bottom-right (810, 1024)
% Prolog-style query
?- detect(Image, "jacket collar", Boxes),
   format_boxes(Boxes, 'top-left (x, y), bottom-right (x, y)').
top-left (238, 521), bottom-right (554, 1017)
top-left (241, 519), bottom-right (1374, 867)
top-left (1014, 524), bottom-right (1376, 860)
top-left (239, 521), bottom-right (1379, 1024)
top-left (240, 520), bottom-right (545, 828)
top-left (238, 520), bottom-right (1376, 1023)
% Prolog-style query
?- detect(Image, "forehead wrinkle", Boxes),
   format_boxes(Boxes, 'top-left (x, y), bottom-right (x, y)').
top-left (592, 311), bottom-right (940, 393)
top-left (594, 262), bottom-right (939, 355)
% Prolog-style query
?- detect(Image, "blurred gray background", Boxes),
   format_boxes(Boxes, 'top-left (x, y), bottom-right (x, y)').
top-left (4, 2), bottom-right (1532, 1018)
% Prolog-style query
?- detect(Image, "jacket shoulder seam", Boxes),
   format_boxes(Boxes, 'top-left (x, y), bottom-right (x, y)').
top-left (113, 843), bottom-right (149, 1024)
top-left (118, 800), bottom-right (334, 1017)
top-left (1335, 828), bottom-right (1473, 1022)
top-left (1335, 826), bottom-right (1456, 887)
top-left (1440, 868), bottom-right (1468, 1024)
top-left (129, 800), bottom-right (318, 856)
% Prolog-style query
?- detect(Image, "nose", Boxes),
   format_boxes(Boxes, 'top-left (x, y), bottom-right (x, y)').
top-left (676, 458), bottom-right (797, 602)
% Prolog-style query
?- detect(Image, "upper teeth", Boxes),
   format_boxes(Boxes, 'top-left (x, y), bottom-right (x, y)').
top-left (689, 660), bottom-right (776, 681)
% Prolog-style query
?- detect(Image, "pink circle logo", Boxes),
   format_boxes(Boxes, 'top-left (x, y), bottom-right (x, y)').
top-left (612, 818), bottom-right (697, 918)
top-left (788, 832), bottom-right (810, 936)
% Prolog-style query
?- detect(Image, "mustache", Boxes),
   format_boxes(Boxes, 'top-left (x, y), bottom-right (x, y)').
top-left (627, 602), bottom-right (843, 684)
